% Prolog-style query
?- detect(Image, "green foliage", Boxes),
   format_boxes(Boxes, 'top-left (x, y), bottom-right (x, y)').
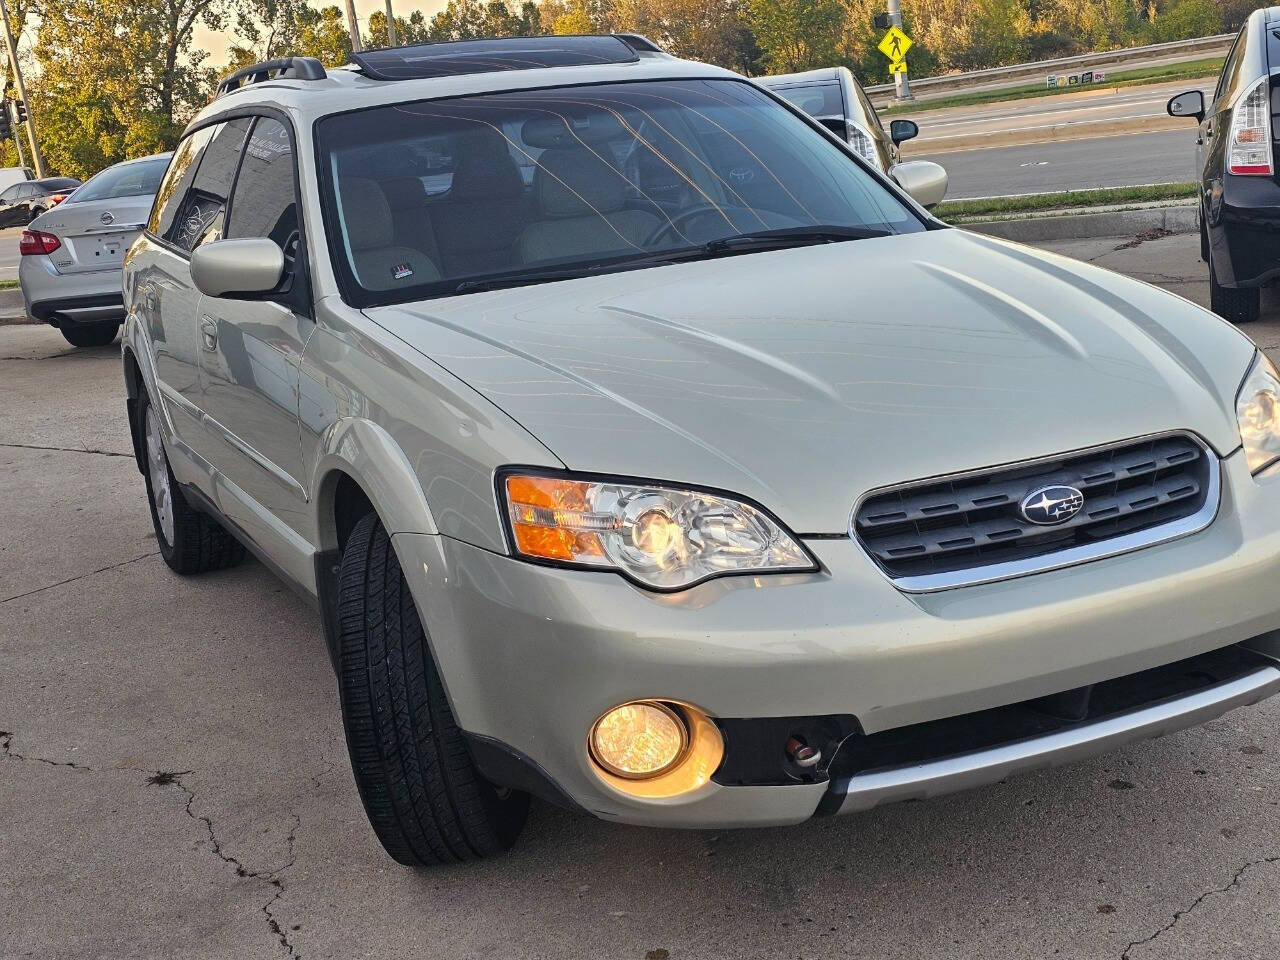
top-left (746, 0), bottom-right (844, 72)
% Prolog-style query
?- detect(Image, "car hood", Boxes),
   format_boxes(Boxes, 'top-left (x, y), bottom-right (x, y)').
top-left (365, 229), bottom-right (1254, 534)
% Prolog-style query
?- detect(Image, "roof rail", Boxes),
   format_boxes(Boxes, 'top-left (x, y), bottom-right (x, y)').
top-left (216, 57), bottom-right (327, 98)
top-left (612, 33), bottom-right (664, 53)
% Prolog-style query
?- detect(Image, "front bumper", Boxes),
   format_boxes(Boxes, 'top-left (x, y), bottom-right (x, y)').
top-left (19, 256), bottom-right (124, 325)
top-left (395, 450), bottom-right (1280, 828)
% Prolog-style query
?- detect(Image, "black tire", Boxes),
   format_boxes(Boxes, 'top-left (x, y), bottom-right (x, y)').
top-left (61, 322), bottom-right (120, 348)
top-left (338, 513), bottom-right (529, 866)
top-left (137, 389), bottom-right (246, 575)
top-left (1209, 256), bottom-right (1260, 324)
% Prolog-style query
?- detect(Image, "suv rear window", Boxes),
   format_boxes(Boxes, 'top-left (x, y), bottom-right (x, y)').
top-left (316, 78), bottom-right (922, 306)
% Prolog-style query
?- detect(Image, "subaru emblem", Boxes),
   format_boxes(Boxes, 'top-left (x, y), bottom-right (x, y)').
top-left (100, 211), bottom-right (115, 225)
top-left (1020, 484), bottom-right (1085, 525)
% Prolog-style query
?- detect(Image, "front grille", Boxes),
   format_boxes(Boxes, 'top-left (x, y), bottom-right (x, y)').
top-left (854, 434), bottom-right (1214, 585)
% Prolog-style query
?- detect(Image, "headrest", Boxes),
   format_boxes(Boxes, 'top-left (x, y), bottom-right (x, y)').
top-left (449, 137), bottom-right (525, 200)
top-left (339, 177), bottom-right (393, 250)
top-left (521, 111), bottom-right (626, 150)
top-left (534, 148), bottom-right (629, 219)
top-left (378, 176), bottom-right (428, 207)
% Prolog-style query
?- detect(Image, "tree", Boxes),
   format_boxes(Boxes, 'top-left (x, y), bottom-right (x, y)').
top-left (746, 0), bottom-right (845, 72)
top-left (34, 0), bottom-right (238, 177)
top-left (1149, 0), bottom-right (1221, 41)
top-left (425, 0), bottom-right (541, 40)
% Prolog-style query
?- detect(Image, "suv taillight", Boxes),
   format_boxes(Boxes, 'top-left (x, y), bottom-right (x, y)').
top-left (19, 229), bottom-right (60, 255)
top-left (47, 193), bottom-right (69, 205)
top-left (1227, 75), bottom-right (1273, 176)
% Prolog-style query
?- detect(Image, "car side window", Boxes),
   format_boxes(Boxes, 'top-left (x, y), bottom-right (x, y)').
top-left (0, 184), bottom-right (20, 203)
top-left (168, 117), bottom-right (252, 252)
top-left (15, 183), bottom-right (36, 199)
top-left (150, 124), bottom-right (219, 238)
top-left (225, 117), bottom-right (299, 253)
top-left (1214, 29), bottom-right (1245, 106)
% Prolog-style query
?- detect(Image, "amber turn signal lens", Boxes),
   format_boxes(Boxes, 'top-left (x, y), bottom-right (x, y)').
top-left (589, 701), bottom-right (688, 779)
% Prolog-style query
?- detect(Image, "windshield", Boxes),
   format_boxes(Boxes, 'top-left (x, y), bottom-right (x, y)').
top-left (316, 78), bottom-right (924, 305)
top-left (67, 157), bottom-right (168, 203)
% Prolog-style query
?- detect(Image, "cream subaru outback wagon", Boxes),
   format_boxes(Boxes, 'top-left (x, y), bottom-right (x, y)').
top-left (122, 36), bottom-right (1280, 867)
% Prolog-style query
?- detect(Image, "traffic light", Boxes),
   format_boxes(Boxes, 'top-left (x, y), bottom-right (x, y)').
top-left (13, 100), bottom-right (25, 124)
top-left (873, 12), bottom-right (892, 28)
top-left (0, 106), bottom-right (11, 141)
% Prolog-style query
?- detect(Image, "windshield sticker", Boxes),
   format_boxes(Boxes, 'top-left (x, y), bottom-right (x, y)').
top-left (392, 262), bottom-right (414, 280)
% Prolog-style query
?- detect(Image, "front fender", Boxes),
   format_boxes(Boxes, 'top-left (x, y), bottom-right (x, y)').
top-left (312, 417), bottom-right (440, 543)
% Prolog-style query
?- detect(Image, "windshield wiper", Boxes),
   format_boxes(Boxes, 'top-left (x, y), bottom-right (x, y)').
top-left (704, 225), bottom-right (891, 251)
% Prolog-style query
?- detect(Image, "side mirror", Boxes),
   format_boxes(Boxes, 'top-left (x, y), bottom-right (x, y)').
top-left (190, 238), bottom-right (285, 299)
top-left (1167, 90), bottom-right (1205, 122)
top-left (890, 119), bottom-right (919, 146)
top-left (892, 160), bottom-right (949, 209)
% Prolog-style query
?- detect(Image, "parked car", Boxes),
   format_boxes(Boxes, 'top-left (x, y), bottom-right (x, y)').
top-left (124, 36), bottom-right (1280, 868)
top-left (756, 66), bottom-right (920, 175)
top-left (20, 154), bottom-right (169, 347)
top-left (0, 176), bottom-right (81, 227)
top-left (1167, 6), bottom-right (1280, 323)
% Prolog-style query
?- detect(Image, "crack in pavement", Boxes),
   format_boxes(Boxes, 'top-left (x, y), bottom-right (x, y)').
top-left (1, 734), bottom-right (304, 959)
top-left (1120, 855), bottom-right (1280, 959)
top-left (0, 441), bottom-right (132, 459)
top-left (0, 552), bottom-right (159, 605)
top-left (155, 773), bottom-right (302, 960)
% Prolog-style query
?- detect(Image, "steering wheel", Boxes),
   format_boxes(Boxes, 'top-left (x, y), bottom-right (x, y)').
top-left (643, 203), bottom-right (738, 247)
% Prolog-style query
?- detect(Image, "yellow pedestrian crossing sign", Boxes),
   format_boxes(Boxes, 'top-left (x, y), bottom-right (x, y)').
top-left (889, 59), bottom-right (908, 74)
top-left (878, 26), bottom-right (912, 63)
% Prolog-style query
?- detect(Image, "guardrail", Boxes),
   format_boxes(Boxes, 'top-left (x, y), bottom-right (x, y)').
top-left (865, 33), bottom-right (1233, 102)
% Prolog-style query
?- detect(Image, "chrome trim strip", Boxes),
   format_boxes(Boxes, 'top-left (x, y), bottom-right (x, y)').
top-left (850, 432), bottom-right (1222, 594)
top-left (836, 664), bottom-right (1280, 815)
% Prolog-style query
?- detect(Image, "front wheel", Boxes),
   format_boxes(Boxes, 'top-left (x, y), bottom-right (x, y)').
top-left (338, 512), bottom-right (529, 866)
top-left (1209, 258), bottom-right (1260, 324)
top-left (61, 321), bottom-right (119, 348)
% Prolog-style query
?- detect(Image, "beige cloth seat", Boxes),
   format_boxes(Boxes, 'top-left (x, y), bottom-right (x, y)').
top-left (338, 177), bottom-right (441, 290)
top-left (516, 113), bottom-right (661, 265)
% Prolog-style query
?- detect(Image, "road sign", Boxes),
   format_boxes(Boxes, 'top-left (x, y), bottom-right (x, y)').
top-left (889, 59), bottom-right (908, 74)
top-left (878, 26), bottom-right (912, 63)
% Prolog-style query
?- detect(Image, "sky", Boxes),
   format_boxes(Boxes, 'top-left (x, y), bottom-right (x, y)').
top-left (195, 0), bottom-right (450, 67)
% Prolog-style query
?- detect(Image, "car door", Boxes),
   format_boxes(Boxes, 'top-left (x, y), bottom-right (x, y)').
top-left (136, 120), bottom-right (249, 462)
top-left (0, 182), bottom-right (32, 226)
top-left (194, 115), bottom-right (314, 584)
top-left (0, 183), bottom-right (21, 226)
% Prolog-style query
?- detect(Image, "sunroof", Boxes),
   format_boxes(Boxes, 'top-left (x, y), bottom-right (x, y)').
top-left (350, 36), bottom-right (641, 81)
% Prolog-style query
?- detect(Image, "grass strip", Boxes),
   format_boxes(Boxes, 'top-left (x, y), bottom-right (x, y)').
top-left (881, 57), bottom-right (1223, 115)
top-left (935, 182), bottom-right (1198, 221)
top-left (0, 278), bottom-right (19, 290)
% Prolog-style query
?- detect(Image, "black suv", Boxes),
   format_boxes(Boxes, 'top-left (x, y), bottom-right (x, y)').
top-left (1168, 7), bottom-right (1280, 324)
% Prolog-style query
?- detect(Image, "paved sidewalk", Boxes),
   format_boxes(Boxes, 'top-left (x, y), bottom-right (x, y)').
top-left (1, 230), bottom-right (1278, 960)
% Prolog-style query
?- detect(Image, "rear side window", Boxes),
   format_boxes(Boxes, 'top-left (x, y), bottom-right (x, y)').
top-left (168, 117), bottom-right (252, 252)
top-left (225, 118), bottom-right (298, 248)
top-left (149, 125), bottom-right (218, 237)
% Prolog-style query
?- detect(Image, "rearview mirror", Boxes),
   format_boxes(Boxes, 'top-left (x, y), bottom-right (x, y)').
top-left (1167, 90), bottom-right (1205, 122)
top-left (891, 160), bottom-right (948, 209)
top-left (890, 119), bottom-right (919, 146)
top-left (190, 238), bottom-right (285, 299)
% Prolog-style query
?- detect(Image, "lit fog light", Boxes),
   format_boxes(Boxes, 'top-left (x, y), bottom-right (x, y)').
top-left (590, 701), bottom-right (689, 779)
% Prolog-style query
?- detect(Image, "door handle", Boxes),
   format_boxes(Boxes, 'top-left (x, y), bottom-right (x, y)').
top-left (200, 316), bottom-right (218, 351)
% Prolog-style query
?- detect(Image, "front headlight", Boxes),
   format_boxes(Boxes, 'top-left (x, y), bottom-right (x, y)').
top-left (500, 472), bottom-right (817, 591)
top-left (1237, 352), bottom-right (1280, 476)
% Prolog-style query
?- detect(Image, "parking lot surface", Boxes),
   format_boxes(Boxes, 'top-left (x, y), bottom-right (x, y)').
top-left (2, 230), bottom-right (1279, 960)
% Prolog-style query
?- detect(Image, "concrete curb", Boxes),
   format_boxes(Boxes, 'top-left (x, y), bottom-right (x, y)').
top-left (0, 287), bottom-right (29, 324)
top-left (961, 204), bottom-right (1198, 242)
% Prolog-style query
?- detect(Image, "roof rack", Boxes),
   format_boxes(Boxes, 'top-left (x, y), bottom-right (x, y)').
top-left (348, 34), bottom-right (664, 82)
top-left (215, 57), bottom-right (327, 98)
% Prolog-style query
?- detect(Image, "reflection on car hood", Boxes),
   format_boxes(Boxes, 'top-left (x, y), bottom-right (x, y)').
top-left (366, 229), bottom-right (1254, 534)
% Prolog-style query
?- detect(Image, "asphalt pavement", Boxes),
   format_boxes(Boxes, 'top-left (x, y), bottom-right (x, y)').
top-left (2, 230), bottom-right (1280, 960)
top-left (918, 128), bottom-right (1198, 199)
